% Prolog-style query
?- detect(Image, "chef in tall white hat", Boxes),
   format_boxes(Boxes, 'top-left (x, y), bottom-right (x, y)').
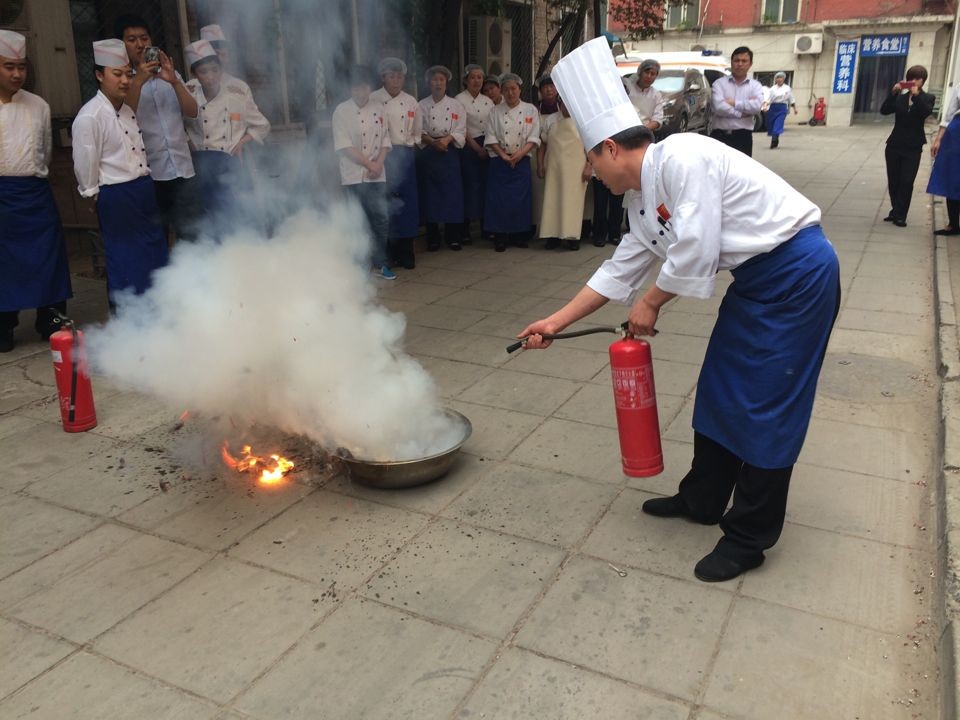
top-left (72, 38), bottom-right (168, 308)
top-left (517, 36), bottom-right (841, 583)
top-left (0, 29), bottom-right (72, 351)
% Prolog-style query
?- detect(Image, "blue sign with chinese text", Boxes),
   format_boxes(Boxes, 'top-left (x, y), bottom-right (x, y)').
top-left (833, 41), bottom-right (857, 94)
top-left (860, 34), bottom-right (910, 57)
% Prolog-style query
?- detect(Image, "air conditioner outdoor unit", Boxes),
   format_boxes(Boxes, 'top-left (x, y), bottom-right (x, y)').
top-left (794, 33), bottom-right (823, 55)
top-left (466, 16), bottom-right (512, 77)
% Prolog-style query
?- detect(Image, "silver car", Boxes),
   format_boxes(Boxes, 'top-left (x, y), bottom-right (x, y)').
top-left (653, 67), bottom-right (715, 138)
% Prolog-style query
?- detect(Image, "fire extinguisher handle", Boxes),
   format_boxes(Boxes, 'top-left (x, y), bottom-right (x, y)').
top-left (506, 340), bottom-right (525, 354)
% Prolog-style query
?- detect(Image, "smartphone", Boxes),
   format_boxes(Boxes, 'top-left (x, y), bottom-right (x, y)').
top-left (144, 46), bottom-right (161, 72)
top-left (899, 80), bottom-right (916, 89)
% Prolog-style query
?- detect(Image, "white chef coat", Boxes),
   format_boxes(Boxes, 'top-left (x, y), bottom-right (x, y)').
top-left (626, 79), bottom-right (665, 126)
top-left (370, 88), bottom-right (421, 147)
top-left (588, 133), bottom-right (821, 303)
top-left (331, 98), bottom-right (391, 185)
top-left (71, 91), bottom-right (150, 198)
top-left (711, 76), bottom-right (764, 131)
top-left (941, 85), bottom-right (960, 127)
top-left (134, 70), bottom-right (195, 181)
top-left (184, 77), bottom-right (271, 154)
top-left (455, 90), bottom-right (495, 139)
top-left (484, 100), bottom-right (541, 156)
top-left (418, 95), bottom-right (466, 147)
top-left (767, 83), bottom-right (795, 105)
top-left (0, 89), bottom-right (51, 178)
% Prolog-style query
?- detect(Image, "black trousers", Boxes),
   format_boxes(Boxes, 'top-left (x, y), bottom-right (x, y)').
top-left (710, 128), bottom-right (753, 157)
top-left (344, 183), bottom-right (389, 267)
top-left (591, 178), bottom-right (624, 242)
top-left (677, 432), bottom-right (793, 563)
top-left (154, 177), bottom-right (198, 241)
top-left (884, 145), bottom-right (922, 222)
top-left (0, 301), bottom-right (68, 338)
top-left (426, 222), bottom-right (462, 248)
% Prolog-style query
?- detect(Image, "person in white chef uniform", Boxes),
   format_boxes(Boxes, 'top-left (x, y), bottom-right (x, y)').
top-left (518, 38), bottom-right (841, 583)
top-left (455, 63), bottom-right (495, 244)
top-left (0, 29), bottom-right (72, 351)
top-left (72, 38), bottom-right (168, 308)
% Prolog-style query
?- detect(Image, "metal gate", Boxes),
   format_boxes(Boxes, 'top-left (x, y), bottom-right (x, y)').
top-left (505, 0), bottom-right (533, 93)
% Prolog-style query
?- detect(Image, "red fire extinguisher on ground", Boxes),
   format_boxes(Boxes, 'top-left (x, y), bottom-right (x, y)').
top-left (507, 324), bottom-right (663, 477)
top-left (50, 319), bottom-right (97, 432)
top-left (809, 97), bottom-right (827, 126)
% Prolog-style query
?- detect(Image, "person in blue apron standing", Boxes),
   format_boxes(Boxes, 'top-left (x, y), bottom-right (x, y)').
top-left (371, 57), bottom-right (421, 270)
top-left (0, 30), bottom-right (72, 352)
top-left (765, 72), bottom-right (797, 149)
top-left (928, 83), bottom-right (960, 235)
top-left (455, 64), bottom-right (495, 245)
top-left (519, 38), bottom-right (840, 583)
top-left (418, 66), bottom-right (466, 252)
top-left (72, 39), bottom-right (168, 310)
top-left (483, 73), bottom-right (540, 252)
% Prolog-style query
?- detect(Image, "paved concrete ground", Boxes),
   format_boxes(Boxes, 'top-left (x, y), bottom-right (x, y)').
top-left (0, 124), bottom-right (946, 719)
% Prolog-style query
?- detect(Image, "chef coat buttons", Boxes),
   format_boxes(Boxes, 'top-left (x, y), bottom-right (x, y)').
top-left (652, 240), bottom-right (657, 245)
top-left (639, 209), bottom-right (645, 215)
top-left (659, 230), bottom-right (664, 236)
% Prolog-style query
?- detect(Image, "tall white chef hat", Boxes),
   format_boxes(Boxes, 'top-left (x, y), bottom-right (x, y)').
top-left (0, 29), bottom-right (26, 60)
top-left (185, 39), bottom-right (218, 68)
top-left (200, 24), bottom-right (227, 43)
top-left (551, 36), bottom-right (641, 151)
top-left (93, 39), bottom-right (130, 68)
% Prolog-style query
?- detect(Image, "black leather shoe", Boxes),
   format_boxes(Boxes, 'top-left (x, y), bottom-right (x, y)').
top-left (893, 219), bottom-right (907, 227)
top-left (544, 238), bottom-right (561, 250)
top-left (593, 239), bottom-right (606, 248)
top-left (0, 334), bottom-right (13, 353)
top-left (427, 242), bottom-right (441, 252)
top-left (511, 238), bottom-right (529, 248)
top-left (883, 214), bottom-right (895, 222)
top-left (566, 239), bottom-right (580, 251)
top-left (694, 550), bottom-right (763, 582)
top-left (447, 241), bottom-right (462, 251)
top-left (641, 494), bottom-right (690, 518)
top-left (934, 227), bottom-right (960, 236)
top-left (494, 241), bottom-right (506, 252)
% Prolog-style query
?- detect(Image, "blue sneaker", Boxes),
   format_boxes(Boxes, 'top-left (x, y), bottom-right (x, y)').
top-left (378, 265), bottom-right (397, 280)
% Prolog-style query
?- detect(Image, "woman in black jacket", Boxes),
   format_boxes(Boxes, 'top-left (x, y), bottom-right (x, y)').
top-left (881, 65), bottom-right (934, 227)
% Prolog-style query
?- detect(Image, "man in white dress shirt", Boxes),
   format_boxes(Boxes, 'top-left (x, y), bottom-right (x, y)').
top-left (520, 38), bottom-right (840, 583)
top-left (710, 46), bottom-right (764, 157)
top-left (0, 30), bottom-right (72, 351)
top-left (115, 14), bottom-right (198, 239)
top-left (72, 39), bottom-right (168, 307)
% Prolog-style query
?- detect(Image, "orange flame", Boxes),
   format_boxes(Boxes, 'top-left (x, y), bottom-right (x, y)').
top-left (221, 442), bottom-right (294, 485)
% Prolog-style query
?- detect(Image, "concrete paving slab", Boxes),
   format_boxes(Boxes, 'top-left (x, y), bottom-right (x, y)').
top-left (515, 554), bottom-right (732, 701)
top-left (508, 417), bottom-right (625, 484)
top-left (0, 495), bottom-right (101, 580)
top-left (703, 597), bottom-right (933, 720)
top-left (405, 325), bottom-right (515, 367)
top-left (0, 362), bottom-right (56, 414)
top-left (364, 519), bottom-right (565, 637)
top-left (625, 439), bottom-right (693, 496)
top-left (446, 400), bottom-right (543, 460)
top-left (94, 557), bottom-right (321, 703)
top-left (234, 598), bottom-right (497, 720)
top-left (461, 647), bottom-right (691, 719)
top-left (4, 530), bottom-right (209, 643)
top-left (505, 344), bottom-right (610, 381)
top-left (228, 489), bottom-right (429, 588)
top-left (581, 488), bottom-right (722, 583)
top-left (413, 266), bottom-right (490, 288)
top-left (442, 461), bottom-right (619, 547)
top-left (456, 368), bottom-right (581, 416)
top-left (0, 618), bottom-right (76, 701)
top-left (405, 303), bottom-right (488, 331)
top-left (0, 414), bottom-right (49, 442)
top-left (376, 280), bottom-right (459, 304)
top-left (655, 310), bottom-right (718, 338)
top-left (845, 289), bottom-right (935, 316)
top-left (437, 287), bottom-right (544, 314)
top-left (663, 400), bottom-right (694, 443)
top-left (0, 651), bottom-right (217, 720)
top-left (835, 307), bottom-right (935, 337)
top-left (407, 355), bottom-right (492, 399)
top-left (801, 417), bottom-right (931, 482)
top-left (741, 523), bottom-right (930, 633)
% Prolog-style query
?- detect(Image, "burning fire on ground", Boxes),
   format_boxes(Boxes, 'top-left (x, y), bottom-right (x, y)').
top-left (221, 442), bottom-right (295, 485)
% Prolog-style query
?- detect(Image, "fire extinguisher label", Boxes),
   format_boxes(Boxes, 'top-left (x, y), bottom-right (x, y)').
top-left (612, 366), bottom-right (656, 410)
top-left (51, 350), bottom-right (63, 363)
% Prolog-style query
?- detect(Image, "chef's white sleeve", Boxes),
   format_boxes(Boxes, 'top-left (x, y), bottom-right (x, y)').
top-left (244, 91), bottom-right (271, 143)
top-left (586, 233), bottom-right (658, 305)
top-left (331, 104), bottom-right (352, 152)
top-left (71, 114), bottom-right (102, 198)
top-left (451, 101), bottom-right (467, 149)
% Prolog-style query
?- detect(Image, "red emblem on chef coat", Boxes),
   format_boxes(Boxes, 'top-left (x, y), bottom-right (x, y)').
top-left (656, 203), bottom-right (671, 221)
top-left (451, 113), bottom-right (459, 120)
top-left (407, 110), bottom-right (416, 117)
top-left (524, 116), bottom-right (533, 124)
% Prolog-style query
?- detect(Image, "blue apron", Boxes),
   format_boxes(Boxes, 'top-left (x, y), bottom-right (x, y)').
top-left (484, 155), bottom-right (532, 234)
top-left (460, 136), bottom-right (487, 222)
top-left (693, 225), bottom-right (839, 469)
top-left (927, 115), bottom-right (960, 199)
top-left (191, 150), bottom-right (242, 223)
top-left (0, 177), bottom-right (72, 312)
top-left (418, 144), bottom-right (463, 224)
top-left (384, 145), bottom-right (420, 238)
top-left (766, 103), bottom-right (788, 137)
top-left (97, 175), bottom-right (168, 299)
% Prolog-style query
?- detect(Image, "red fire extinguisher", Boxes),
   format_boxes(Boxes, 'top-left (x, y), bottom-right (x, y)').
top-left (810, 97), bottom-right (827, 126)
top-left (50, 320), bottom-right (97, 432)
top-left (609, 335), bottom-right (663, 477)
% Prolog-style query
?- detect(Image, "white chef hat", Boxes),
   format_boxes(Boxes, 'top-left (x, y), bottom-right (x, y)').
top-left (200, 24), bottom-right (227, 43)
top-left (0, 29), bottom-right (26, 60)
top-left (377, 57), bottom-right (407, 76)
top-left (552, 36), bottom-right (641, 151)
top-left (93, 39), bottom-right (130, 68)
top-left (185, 39), bottom-right (218, 68)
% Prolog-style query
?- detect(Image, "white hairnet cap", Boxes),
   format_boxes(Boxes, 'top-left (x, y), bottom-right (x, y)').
top-left (93, 39), bottom-right (129, 68)
top-left (200, 24), bottom-right (227, 43)
top-left (0, 30), bottom-right (26, 60)
top-left (185, 39), bottom-right (218, 67)
top-left (552, 37), bottom-right (641, 150)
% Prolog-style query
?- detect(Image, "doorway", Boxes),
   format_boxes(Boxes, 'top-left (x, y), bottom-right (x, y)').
top-left (852, 54), bottom-right (906, 122)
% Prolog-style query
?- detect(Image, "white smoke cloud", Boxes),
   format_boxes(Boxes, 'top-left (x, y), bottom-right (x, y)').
top-left (86, 202), bottom-right (461, 461)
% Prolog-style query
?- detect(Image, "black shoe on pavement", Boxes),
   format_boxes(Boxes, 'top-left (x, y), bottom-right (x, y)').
top-left (511, 238), bottom-right (529, 248)
top-left (883, 213), bottom-right (895, 222)
top-left (494, 241), bottom-right (507, 252)
top-left (544, 238), bottom-right (561, 250)
top-left (593, 238), bottom-right (606, 248)
top-left (694, 550), bottom-right (764, 583)
top-left (446, 241), bottom-right (462, 251)
top-left (566, 239), bottom-right (580, 251)
top-left (0, 334), bottom-right (13, 353)
top-left (934, 227), bottom-right (960, 236)
top-left (641, 494), bottom-right (690, 518)
top-left (427, 242), bottom-right (441, 251)
top-left (893, 219), bottom-right (907, 227)
top-left (608, 236), bottom-right (621, 246)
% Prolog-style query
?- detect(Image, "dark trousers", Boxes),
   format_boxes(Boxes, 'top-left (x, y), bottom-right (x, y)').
top-left (426, 222), bottom-right (462, 249)
top-left (591, 178), bottom-right (624, 243)
top-left (154, 177), bottom-right (197, 241)
top-left (884, 145), bottom-right (922, 222)
top-left (948, 198), bottom-right (960, 228)
top-left (344, 183), bottom-right (389, 267)
top-left (0, 301), bottom-right (68, 339)
top-left (678, 432), bottom-right (793, 563)
top-left (710, 128), bottom-right (753, 157)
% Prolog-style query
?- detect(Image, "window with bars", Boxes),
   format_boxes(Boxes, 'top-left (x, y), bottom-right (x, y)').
top-left (761, 0), bottom-right (799, 24)
top-left (665, 1), bottom-right (700, 30)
